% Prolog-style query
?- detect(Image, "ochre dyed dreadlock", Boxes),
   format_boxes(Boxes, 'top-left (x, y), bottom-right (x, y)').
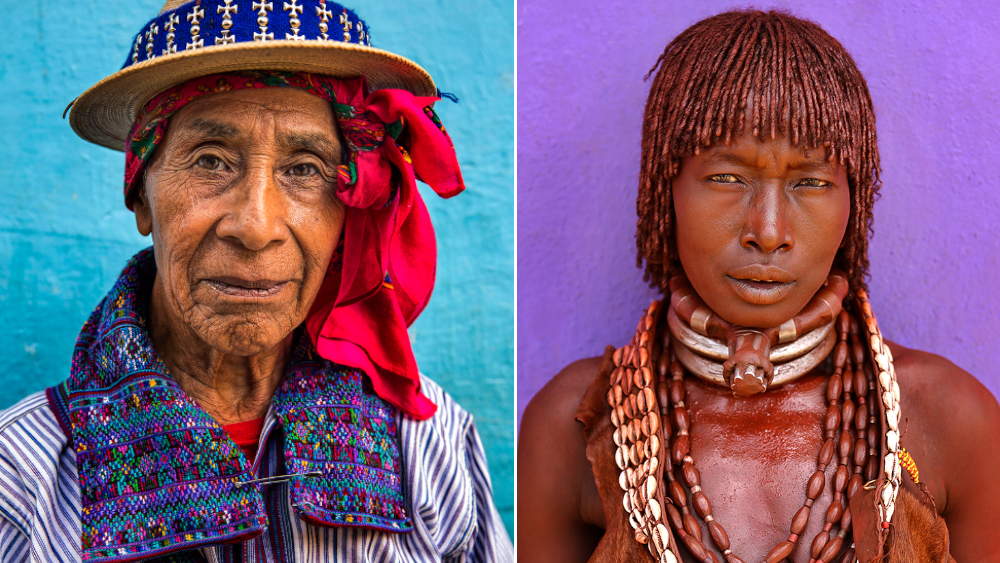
top-left (637, 10), bottom-right (880, 294)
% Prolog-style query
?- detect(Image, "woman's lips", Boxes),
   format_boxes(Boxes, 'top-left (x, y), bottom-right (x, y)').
top-left (204, 277), bottom-right (290, 299)
top-left (725, 275), bottom-right (796, 306)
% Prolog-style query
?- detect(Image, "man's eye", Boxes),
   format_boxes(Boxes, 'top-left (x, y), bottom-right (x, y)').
top-left (708, 174), bottom-right (740, 183)
top-left (196, 155), bottom-right (226, 171)
top-left (289, 163), bottom-right (319, 177)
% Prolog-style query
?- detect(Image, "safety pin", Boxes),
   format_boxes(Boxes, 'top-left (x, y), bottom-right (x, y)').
top-left (235, 471), bottom-right (322, 487)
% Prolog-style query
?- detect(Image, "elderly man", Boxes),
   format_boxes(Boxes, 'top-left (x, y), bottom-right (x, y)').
top-left (0, 1), bottom-right (513, 562)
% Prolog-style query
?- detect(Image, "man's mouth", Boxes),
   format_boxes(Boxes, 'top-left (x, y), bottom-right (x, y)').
top-left (204, 276), bottom-right (290, 298)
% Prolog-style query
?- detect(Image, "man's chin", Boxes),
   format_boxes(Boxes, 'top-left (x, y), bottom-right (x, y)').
top-left (192, 313), bottom-right (298, 357)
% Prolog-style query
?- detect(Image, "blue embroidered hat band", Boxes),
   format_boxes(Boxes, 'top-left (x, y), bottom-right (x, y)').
top-left (68, 0), bottom-right (437, 151)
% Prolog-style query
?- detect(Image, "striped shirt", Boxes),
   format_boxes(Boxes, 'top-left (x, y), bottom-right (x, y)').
top-left (0, 376), bottom-right (513, 563)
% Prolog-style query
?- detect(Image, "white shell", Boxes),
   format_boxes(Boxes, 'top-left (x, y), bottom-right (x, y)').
top-left (650, 522), bottom-right (664, 552)
top-left (886, 407), bottom-right (899, 431)
top-left (661, 551), bottom-right (678, 563)
top-left (646, 475), bottom-right (657, 498)
top-left (649, 456), bottom-right (659, 475)
top-left (650, 434), bottom-right (660, 456)
top-left (615, 447), bottom-right (625, 470)
top-left (656, 523), bottom-right (670, 549)
top-left (880, 482), bottom-right (894, 507)
top-left (619, 470), bottom-right (629, 491)
top-left (892, 381), bottom-right (900, 402)
top-left (875, 353), bottom-right (889, 372)
top-left (629, 511), bottom-right (639, 530)
top-left (648, 497), bottom-right (661, 520)
top-left (633, 508), bottom-right (646, 529)
top-left (886, 430), bottom-right (899, 453)
top-left (885, 502), bottom-right (896, 523)
top-left (613, 428), bottom-right (622, 446)
top-left (882, 391), bottom-right (894, 409)
top-left (884, 453), bottom-right (900, 481)
top-left (623, 491), bottom-right (632, 512)
top-left (878, 370), bottom-right (891, 392)
top-left (648, 412), bottom-right (660, 435)
top-left (870, 334), bottom-right (882, 354)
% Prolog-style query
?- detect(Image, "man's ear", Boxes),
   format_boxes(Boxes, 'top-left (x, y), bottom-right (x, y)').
top-left (133, 184), bottom-right (153, 237)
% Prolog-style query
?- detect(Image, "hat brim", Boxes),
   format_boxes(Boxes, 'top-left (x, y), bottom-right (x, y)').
top-left (69, 40), bottom-right (437, 151)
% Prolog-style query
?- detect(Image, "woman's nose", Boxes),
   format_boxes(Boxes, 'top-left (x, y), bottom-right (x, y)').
top-left (739, 185), bottom-right (794, 254)
top-left (215, 165), bottom-right (289, 251)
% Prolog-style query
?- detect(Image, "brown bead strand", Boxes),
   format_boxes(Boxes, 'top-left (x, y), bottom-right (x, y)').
top-left (809, 311), bottom-right (859, 563)
top-left (851, 316), bottom-right (880, 484)
top-left (663, 353), bottom-right (721, 563)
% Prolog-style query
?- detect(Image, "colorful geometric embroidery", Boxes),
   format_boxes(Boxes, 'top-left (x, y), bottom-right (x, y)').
top-left (49, 248), bottom-right (410, 563)
top-left (277, 344), bottom-right (410, 530)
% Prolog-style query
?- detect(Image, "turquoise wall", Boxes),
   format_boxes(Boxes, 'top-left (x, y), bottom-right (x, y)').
top-left (0, 0), bottom-right (514, 536)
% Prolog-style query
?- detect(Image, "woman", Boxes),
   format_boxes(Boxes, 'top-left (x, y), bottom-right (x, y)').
top-left (519, 10), bottom-right (1000, 563)
top-left (0, 1), bottom-right (513, 561)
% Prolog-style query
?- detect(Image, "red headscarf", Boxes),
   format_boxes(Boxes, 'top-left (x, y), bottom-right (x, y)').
top-left (124, 71), bottom-right (464, 420)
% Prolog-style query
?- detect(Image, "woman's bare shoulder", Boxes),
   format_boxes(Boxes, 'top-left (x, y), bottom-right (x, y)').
top-left (885, 338), bottom-right (1000, 553)
top-left (518, 356), bottom-right (608, 563)
top-left (521, 356), bottom-right (604, 433)
top-left (887, 340), bottom-right (1000, 437)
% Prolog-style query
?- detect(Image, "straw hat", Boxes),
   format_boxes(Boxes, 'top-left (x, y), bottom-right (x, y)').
top-left (69, 0), bottom-right (437, 151)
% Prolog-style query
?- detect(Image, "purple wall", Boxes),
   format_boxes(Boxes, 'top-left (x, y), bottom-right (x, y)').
top-left (517, 0), bottom-right (1000, 425)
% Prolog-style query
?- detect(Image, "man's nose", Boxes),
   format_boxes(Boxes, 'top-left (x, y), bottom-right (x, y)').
top-left (739, 184), bottom-right (793, 254)
top-left (215, 164), bottom-right (289, 251)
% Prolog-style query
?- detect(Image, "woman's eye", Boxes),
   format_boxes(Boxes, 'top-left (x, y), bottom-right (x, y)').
top-left (196, 155), bottom-right (227, 171)
top-left (797, 178), bottom-right (831, 188)
top-left (708, 174), bottom-right (740, 183)
top-left (289, 163), bottom-right (319, 177)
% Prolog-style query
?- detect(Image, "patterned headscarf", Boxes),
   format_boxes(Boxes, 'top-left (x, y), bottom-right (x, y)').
top-left (125, 71), bottom-right (464, 420)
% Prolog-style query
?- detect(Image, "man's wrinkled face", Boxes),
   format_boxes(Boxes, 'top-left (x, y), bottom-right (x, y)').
top-left (672, 134), bottom-right (851, 329)
top-left (135, 87), bottom-right (346, 356)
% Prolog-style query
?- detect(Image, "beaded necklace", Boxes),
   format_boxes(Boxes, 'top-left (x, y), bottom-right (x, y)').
top-left (607, 289), bottom-right (903, 563)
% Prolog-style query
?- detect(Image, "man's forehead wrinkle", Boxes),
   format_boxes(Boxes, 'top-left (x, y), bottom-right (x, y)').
top-left (182, 117), bottom-right (241, 139)
top-left (278, 131), bottom-right (339, 154)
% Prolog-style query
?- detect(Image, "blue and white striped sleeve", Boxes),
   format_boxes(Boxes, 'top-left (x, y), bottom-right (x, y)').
top-left (463, 418), bottom-right (514, 563)
top-left (0, 392), bottom-right (81, 563)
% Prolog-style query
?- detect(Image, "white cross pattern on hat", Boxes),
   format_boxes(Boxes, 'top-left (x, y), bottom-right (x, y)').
top-left (162, 13), bottom-right (180, 55)
top-left (316, 0), bottom-right (332, 40)
top-left (253, 0), bottom-right (274, 41)
top-left (186, 4), bottom-right (205, 49)
top-left (284, 0), bottom-right (305, 40)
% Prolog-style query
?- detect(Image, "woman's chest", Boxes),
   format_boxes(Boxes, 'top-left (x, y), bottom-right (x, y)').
top-left (670, 378), bottom-right (852, 563)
